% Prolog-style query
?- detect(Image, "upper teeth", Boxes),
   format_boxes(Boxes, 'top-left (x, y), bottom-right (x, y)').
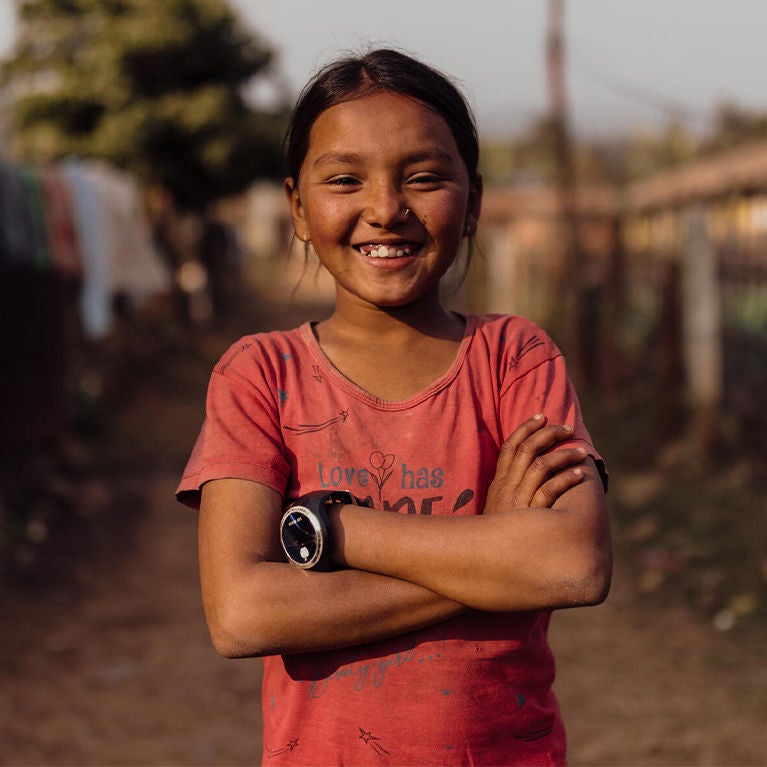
top-left (365, 245), bottom-right (412, 258)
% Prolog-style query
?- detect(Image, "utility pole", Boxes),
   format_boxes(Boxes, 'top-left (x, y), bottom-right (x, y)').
top-left (546, 0), bottom-right (589, 387)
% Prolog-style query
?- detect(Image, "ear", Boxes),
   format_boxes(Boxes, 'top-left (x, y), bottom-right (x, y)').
top-left (464, 173), bottom-right (484, 237)
top-left (284, 177), bottom-right (309, 241)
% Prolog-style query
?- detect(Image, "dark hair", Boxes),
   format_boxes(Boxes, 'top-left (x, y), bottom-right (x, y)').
top-left (283, 48), bottom-right (479, 183)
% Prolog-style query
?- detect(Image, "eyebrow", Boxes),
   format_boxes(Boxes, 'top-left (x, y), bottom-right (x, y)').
top-left (311, 148), bottom-right (456, 168)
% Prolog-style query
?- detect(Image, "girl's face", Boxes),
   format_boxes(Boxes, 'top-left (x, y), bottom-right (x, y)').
top-left (285, 90), bottom-right (482, 312)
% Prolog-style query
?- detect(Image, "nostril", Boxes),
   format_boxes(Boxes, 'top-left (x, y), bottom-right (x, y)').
top-left (362, 194), bottom-right (410, 227)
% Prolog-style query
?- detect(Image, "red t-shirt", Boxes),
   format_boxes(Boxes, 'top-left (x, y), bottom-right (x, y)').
top-left (178, 314), bottom-right (605, 766)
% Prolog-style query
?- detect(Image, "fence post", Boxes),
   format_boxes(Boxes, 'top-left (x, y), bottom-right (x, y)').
top-left (682, 204), bottom-right (723, 456)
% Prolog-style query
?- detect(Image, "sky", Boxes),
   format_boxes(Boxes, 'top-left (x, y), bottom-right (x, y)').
top-left (1, 0), bottom-right (765, 138)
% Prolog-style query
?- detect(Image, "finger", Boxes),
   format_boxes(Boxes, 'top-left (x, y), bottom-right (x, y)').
top-left (518, 424), bottom-right (577, 457)
top-left (500, 423), bottom-right (578, 489)
top-left (512, 446), bottom-right (587, 505)
top-left (493, 414), bottom-right (547, 481)
top-left (530, 467), bottom-right (586, 508)
top-left (500, 414), bottom-right (548, 457)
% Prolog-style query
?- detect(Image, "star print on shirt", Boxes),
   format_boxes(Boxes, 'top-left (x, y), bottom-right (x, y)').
top-left (216, 342), bottom-right (253, 375)
top-left (358, 728), bottom-right (389, 756)
top-left (508, 335), bottom-right (544, 369)
top-left (284, 409), bottom-right (349, 434)
top-left (265, 738), bottom-right (299, 758)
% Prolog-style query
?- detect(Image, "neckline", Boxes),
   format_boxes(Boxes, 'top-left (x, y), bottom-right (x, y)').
top-left (299, 315), bottom-right (477, 410)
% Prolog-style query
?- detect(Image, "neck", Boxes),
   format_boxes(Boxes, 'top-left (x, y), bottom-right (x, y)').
top-left (323, 291), bottom-right (463, 344)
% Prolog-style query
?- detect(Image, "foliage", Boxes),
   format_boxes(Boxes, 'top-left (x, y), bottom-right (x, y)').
top-left (480, 102), bottom-right (767, 189)
top-left (480, 116), bottom-right (703, 188)
top-left (703, 102), bottom-right (767, 154)
top-left (480, 117), bottom-right (558, 187)
top-left (2, 0), bottom-right (288, 208)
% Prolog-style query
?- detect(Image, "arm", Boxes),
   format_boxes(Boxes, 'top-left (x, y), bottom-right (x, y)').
top-left (331, 415), bottom-right (611, 612)
top-left (199, 419), bottom-right (583, 657)
top-left (198, 417), bottom-right (604, 657)
top-left (198, 477), bottom-right (465, 658)
top-left (330, 455), bottom-right (611, 612)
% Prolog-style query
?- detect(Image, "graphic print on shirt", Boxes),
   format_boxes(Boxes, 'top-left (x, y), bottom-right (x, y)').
top-left (358, 727), bottom-right (390, 756)
top-left (368, 450), bottom-right (395, 505)
top-left (284, 408), bottom-right (350, 434)
top-left (515, 723), bottom-right (554, 742)
top-left (316, 448), bottom-right (475, 515)
top-left (507, 334), bottom-right (545, 369)
top-left (265, 738), bottom-right (300, 758)
top-left (215, 341), bottom-right (253, 374)
top-left (289, 620), bottom-right (452, 700)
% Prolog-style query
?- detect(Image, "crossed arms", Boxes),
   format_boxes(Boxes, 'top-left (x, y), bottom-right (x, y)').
top-left (197, 415), bottom-right (612, 658)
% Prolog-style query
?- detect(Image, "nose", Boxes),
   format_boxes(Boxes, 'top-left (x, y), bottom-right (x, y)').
top-left (361, 182), bottom-right (409, 228)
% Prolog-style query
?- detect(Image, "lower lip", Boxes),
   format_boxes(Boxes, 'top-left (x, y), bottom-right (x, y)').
top-left (357, 250), bottom-right (419, 269)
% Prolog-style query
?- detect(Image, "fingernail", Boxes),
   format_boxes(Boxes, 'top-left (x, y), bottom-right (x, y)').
top-left (533, 414), bottom-right (544, 421)
top-left (563, 424), bottom-right (573, 432)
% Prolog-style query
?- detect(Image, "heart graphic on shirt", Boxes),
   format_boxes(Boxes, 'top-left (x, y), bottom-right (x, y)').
top-left (368, 451), bottom-right (396, 504)
top-left (369, 451), bottom-right (395, 471)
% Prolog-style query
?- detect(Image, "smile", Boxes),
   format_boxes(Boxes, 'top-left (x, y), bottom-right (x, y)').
top-left (357, 244), bottom-right (417, 259)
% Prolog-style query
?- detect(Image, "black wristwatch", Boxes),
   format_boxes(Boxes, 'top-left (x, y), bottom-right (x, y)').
top-left (279, 490), bottom-right (357, 570)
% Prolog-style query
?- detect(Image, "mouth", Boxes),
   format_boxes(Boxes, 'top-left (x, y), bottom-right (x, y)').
top-left (355, 242), bottom-right (420, 259)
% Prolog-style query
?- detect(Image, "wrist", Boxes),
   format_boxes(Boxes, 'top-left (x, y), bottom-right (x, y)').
top-left (279, 490), bottom-right (357, 570)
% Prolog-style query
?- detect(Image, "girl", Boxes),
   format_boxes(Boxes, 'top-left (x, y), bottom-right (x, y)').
top-left (178, 48), bottom-right (611, 766)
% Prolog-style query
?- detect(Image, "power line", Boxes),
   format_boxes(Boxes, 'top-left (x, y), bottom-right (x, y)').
top-left (568, 39), bottom-right (711, 130)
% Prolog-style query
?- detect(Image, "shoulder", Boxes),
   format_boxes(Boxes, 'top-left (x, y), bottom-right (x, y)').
top-left (212, 324), bottom-right (311, 384)
top-left (469, 314), bottom-right (562, 370)
top-left (465, 313), bottom-right (567, 398)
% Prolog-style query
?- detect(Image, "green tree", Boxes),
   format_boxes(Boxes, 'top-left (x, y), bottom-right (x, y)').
top-left (2, 0), bottom-right (287, 208)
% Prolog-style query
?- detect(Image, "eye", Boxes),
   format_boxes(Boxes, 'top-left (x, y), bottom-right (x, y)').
top-left (408, 173), bottom-right (444, 187)
top-left (326, 175), bottom-right (361, 187)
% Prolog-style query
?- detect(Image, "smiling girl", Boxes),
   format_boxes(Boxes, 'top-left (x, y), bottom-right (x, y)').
top-left (177, 48), bottom-right (611, 766)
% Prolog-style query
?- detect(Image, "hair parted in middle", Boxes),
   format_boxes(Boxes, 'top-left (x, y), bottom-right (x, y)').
top-left (283, 48), bottom-right (480, 184)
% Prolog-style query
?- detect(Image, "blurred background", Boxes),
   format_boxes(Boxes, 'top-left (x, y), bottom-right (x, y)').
top-left (0, 1), bottom-right (765, 764)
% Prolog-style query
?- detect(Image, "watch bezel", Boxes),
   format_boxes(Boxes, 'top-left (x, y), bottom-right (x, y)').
top-left (279, 490), bottom-right (357, 571)
top-left (279, 503), bottom-right (327, 570)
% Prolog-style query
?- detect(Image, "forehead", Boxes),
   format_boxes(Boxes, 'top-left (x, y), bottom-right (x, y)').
top-left (303, 90), bottom-right (461, 166)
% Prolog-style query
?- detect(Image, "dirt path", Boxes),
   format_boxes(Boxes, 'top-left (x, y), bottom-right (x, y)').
top-left (1, 309), bottom-right (765, 766)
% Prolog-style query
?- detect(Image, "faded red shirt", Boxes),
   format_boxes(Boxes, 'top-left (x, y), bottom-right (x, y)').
top-left (178, 314), bottom-right (605, 766)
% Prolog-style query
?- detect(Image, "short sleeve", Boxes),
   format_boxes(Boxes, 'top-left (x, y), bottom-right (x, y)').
top-left (498, 323), bottom-right (608, 492)
top-left (176, 340), bottom-right (291, 509)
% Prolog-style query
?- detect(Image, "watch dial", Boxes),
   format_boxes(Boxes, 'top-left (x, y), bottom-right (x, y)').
top-left (281, 509), bottom-right (321, 567)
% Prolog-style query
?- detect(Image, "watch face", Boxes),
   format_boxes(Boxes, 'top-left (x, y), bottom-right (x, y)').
top-left (280, 506), bottom-right (323, 569)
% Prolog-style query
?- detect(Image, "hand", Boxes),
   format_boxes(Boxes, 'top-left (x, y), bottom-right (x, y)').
top-left (484, 414), bottom-right (587, 513)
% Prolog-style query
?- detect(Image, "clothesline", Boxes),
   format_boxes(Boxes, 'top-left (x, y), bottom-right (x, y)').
top-left (0, 158), bottom-right (171, 339)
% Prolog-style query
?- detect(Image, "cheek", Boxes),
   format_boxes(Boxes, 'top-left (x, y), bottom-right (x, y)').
top-left (304, 199), bottom-right (355, 242)
top-left (426, 192), bottom-right (469, 232)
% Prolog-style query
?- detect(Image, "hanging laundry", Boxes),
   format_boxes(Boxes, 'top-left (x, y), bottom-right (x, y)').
top-left (39, 165), bottom-right (84, 279)
top-left (84, 162), bottom-right (170, 307)
top-left (62, 159), bottom-right (114, 339)
top-left (0, 161), bottom-right (39, 272)
top-left (19, 166), bottom-right (53, 271)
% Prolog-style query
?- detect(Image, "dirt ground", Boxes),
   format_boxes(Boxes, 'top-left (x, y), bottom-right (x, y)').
top-left (1, 303), bottom-right (766, 767)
